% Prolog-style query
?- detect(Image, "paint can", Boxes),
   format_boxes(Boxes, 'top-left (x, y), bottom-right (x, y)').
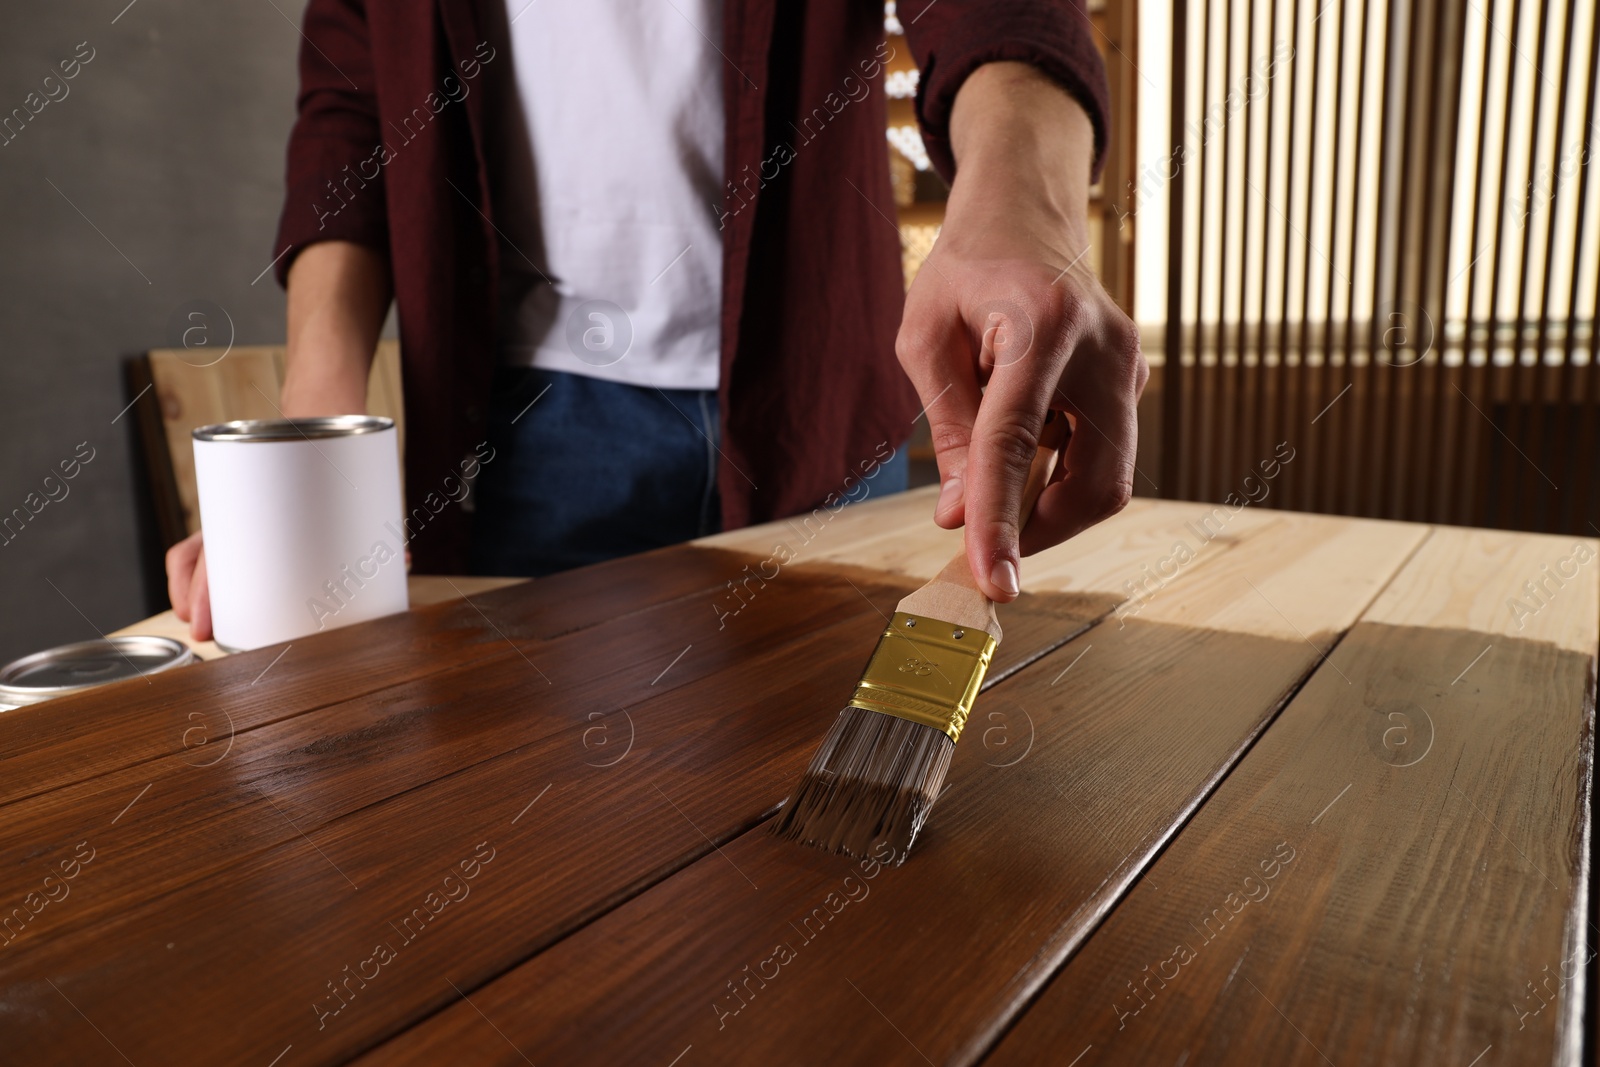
top-left (0, 636), bottom-right (196, 710)
top-left (192, 416), bottom-right (408, 652)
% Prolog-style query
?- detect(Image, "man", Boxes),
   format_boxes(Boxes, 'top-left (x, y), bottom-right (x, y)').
top-left (168, 0), bottom-right (1145, 640)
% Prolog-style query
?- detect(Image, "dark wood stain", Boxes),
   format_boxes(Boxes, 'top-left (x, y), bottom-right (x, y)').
top-left (0, 561), bottom-right (886, 953)
top-left (348, 618), bottom-right (1325, 1066)
top-left (6, 525), bottom-right (1583, 1066)
top-left (988, 624), bottom-right (1596, 1067)
top-left (0, 552), bottom-right (1096, 1063)
top-left (0, 545), bottom-right (754, 809)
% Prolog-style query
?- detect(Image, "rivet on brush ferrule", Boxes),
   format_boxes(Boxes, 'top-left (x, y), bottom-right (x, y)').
top-left (846, 611), bottom-right (997, 742)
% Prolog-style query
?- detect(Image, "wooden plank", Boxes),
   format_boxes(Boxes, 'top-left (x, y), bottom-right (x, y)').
top-left (699, 492), bottom-right (1393, 662)
top-left (0, 502), bottom-right (1372, 1063)
top-left (800, 497), bottom-right (1157, 583)
top-left (1360, 527), bottom-right (1598, 653)
top-left (693, 482), bottom-right (943, 559)
top-left (107, 575), bottom-right (527, 661)
top-left (403, 574), bottom-right (523, 607)
top-left (0, 562), bottom-right (901, 960)
top-left (703, 482), bottom-right (1324, 621)
top-left (342, 515), bottom-right (1429, 1066)
top-left (0, 546), bottom-right (743, 809)
top-left (692, 486), bottom-right (1311, 643)
top-left (988, 527), bottom-right (1600, 1066)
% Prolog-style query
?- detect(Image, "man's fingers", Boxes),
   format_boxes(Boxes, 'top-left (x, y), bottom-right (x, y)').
top-left (1021, 418), bottom-right (1136, 556)
top-left (164, 530), bottom-right (213, 641)
top-left (1022, 347), bottom-right (1140, 556)
top-left (189, 549), bottom-right (213, 643)
top-left (960, 312), bottom-right (1062, 602)
top-left (896, 300), bottom-right (983, 529)
top-left (166, 531), bottom-right (203, 623)
top-left (923, 373), bottom-right (983, 528)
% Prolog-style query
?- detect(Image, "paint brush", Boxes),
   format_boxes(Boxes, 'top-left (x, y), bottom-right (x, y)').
top-left (771, 412), bottom-right (1069, 865)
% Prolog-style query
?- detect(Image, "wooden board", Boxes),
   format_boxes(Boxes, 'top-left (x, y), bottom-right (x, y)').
top-left (987, 528), bottom-right (1600, 1066)
top-left (345, 515), bottom-right (1428, 1065)
top-left (711, 485), bottom-right (1407, 633)
top-left (108, 574), bottom-right (526, 661)
top-left (692, 482), bottom-right (944, 560)
top-left (0, 546), bottom-right (741, 808)
top-left (0, 563), bottom-right (896, 951)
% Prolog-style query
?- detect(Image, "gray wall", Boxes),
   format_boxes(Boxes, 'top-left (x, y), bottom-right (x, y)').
top-left (0, 1), bottom-right (307, 662)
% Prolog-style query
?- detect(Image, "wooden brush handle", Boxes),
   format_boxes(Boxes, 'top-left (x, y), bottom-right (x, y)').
top-left (897, 411), bottom-right (1072, 641)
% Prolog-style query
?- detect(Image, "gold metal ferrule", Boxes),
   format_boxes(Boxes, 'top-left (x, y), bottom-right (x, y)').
top-left (846, 611), bottom-right (997, 742)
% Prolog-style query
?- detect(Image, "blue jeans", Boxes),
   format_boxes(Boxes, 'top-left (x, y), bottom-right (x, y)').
top-left (469, 367), bottom-right (908, 576)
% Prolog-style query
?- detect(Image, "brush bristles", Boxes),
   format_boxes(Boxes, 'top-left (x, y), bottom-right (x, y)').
top-left (769, 707), bottom-right (954, 865)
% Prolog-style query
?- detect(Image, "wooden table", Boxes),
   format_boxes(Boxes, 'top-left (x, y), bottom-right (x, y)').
top-left (2, 488), bottom-right (1595, 1066)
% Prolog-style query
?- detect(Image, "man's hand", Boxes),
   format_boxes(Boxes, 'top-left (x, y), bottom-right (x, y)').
top-left (164, 240), bottom-right (391, 641)
top-left (896, 61), bottom-right (1147, 602)
top-left (166, 530), bottom-right (212, 641)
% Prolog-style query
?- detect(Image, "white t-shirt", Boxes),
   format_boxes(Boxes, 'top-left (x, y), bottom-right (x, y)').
top-left (492, 0), bottom-right (725, 390)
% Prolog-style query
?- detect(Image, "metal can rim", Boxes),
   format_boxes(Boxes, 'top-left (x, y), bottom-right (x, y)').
top-left (192, 415), bottom-right (394, 442)
top-left (0, 636), bottom-right (198, 707)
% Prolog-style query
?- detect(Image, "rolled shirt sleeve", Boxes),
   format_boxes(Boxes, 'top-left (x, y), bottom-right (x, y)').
top-left (272, 0), bottom-right (391, 285)
top-left (900, 0), bottom-right (1112, 183)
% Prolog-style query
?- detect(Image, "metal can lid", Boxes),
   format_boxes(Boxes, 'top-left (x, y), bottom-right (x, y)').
top-left (192, 415), bottom-right (394, 442)
top-left (0, 636), bottom-right (197, 707)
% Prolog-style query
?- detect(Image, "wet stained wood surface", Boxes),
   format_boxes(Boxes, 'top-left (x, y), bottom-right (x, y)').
top-left (1, 487), bottom-right (1595, 1067)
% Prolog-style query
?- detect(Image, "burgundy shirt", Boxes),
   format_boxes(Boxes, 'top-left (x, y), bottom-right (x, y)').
top-left (274, 0), bottom-right (1108, 573)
